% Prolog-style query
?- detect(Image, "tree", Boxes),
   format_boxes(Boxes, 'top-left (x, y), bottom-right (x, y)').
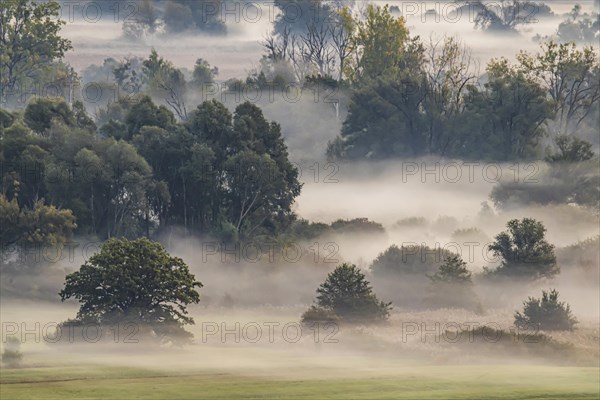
top-left (349, 4), bottom-right (411, 84)
top-left (314, 263), bottom-right (391, 322)
top-left (23, 97), bottom-right (76, 134)
top-left (163, 0), bottom-right (226, 35)
top-left (143, 49), bottom-right (189, 120)
top-left (471, 0), bottom-right (534, 33)
top-left (0, 194), bottom-right (76, 262)
top-left (517, 41), bottom-right (600, 136)
top-left (192, 58), bottom-right (218, 88)
top-left (0, 0), bottom-right (72, 94)
top-left (514, 289), bottom-right (577, 331)
top-left (460, 60), bottom-right (553, 160)
top-left (273, 0), bottom-right (333, 36)
top-left (423, 35), bottom-right (478, 155)
top-left (371, 244), bottom-right (458, 277)
top-left (124, 95), bottom-right (175, 138)
top-left (35, 117), bottom-right (167, 238)
top-left (555, 6), bottom-right (600, 44)
top-left (1, 120), bottom-right (51, 206)
top-left (426, 255), bottom-right (481, 311)
top-left (330, 9), bottom-right (353, 82)
top-left (72, 101), bottom-right (97, 132)
top-left (113, 56), bottom-right (145, 95)
top-left (545, 135), bottom-right (594, 163)
top-left (330, 71), bottom-right (428, 160)
top-left (429, 255), bottom-right (472, 284)
top-left (488, 218), bottom-right (558, 279)
top-left (122, 0), bottom-right (160, 41)
top-left (59, 238), bottom-right (202, 341)
top-left (490, 159), bottom-right (599, 211)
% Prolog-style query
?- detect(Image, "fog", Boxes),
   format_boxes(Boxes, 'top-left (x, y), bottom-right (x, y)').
top-left (62, 1), bottom-right (599, 78)
top-left (1, 0), bottom-right (599, 389)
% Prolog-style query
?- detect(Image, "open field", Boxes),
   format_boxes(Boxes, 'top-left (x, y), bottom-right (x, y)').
top-left (1, 364), bottom-right (599, 400)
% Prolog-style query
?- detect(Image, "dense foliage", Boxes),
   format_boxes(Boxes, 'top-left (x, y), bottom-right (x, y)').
top-left (487, 218), bottom-right (559, 279)
top-left (1, 96), bottom-right (301, 240)
top-left (59, 238), bottom-right (202, 339)
top-left (514, 289), bottom-right (577, 331)
top-left (311, 263), bottom-right (391, 322)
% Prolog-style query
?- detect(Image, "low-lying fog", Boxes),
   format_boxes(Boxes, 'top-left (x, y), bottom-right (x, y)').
top-left (62, 1), bottom-right (600, 78)
top-left (1, 0), bottom-right (598, 374)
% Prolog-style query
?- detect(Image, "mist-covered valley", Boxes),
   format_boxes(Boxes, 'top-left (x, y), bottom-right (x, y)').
top-left (1, 1), bottom-right (599, 399)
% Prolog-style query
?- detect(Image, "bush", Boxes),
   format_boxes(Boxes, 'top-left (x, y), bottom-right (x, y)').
top-left (394, 217), bottom-right (427, 228)
top-left (487, 218), bottom-right (559, 279)
top-left (300, 306), bottom-right (341, 327)
top-left (311, 263), bottom-right (392, 323)
top-left (451, 227), bottom-right (489, 243)
top-left (425, 256), bottom-right (482, 312)
top-left (330, 218), bottom-right (385, 235)
top-left (1, 337), bottom-right (23, 368)
top-left (514, 289), bottom-right (577, 331)
top-left (556, 236), bottom-right (600, 274)
top-left (371, 244), bottom-right (458, 276)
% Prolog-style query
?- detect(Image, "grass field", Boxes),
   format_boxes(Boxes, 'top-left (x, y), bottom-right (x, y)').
top-left (1, 364), bottom-right (599, 399)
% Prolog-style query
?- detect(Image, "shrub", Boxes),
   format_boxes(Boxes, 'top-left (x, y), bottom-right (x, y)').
top-left (330, 218), bottom-right (385, 235)
top-left (425, 256), bottom-right (482, 312)
top-left (1, 337), bottom-right (23, 368)
top-left (311, 263), bottom-right (392, 323)
top-left (300, 306), bottom-right (341, 327)
top-left (371, 244), bottom-right (458, 276)
top-left (394, 217), bottom-right (427, 228)
top-left (488, 218), bottom-right (558, 279)
top-left (514, 289), bottom-right (577, 331)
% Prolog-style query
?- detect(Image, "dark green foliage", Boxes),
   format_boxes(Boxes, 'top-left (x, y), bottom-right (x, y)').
top-left (59, 238), bottom-right (202, 340)
top-left (72, 101), bottom-right (97, 132)
top-left (451, 227), bottom-right (488, 243)
top-left (332, 74), bottom-right (428, 159)
top-left (429, 255), bottom-right (472, 284)
top-left (0, 121), bottom-right (50, 205)
top-left (371, 244), bottom-right (458, 277)
top-left (0, 109), bottom-right (15, 129)
top-left (23, 97), bottom-right (76, 134)
top-left (459, 65), bottom-right (552, 161)
top-left (514, 289), bottom-right (577, 331)
top-left (0, 194), bottom-right (76, 251)
top-left (286, 219), bottom-right (332, 240)
top-left (7, 92), bottom-right (301, 241)
top-left (314, 263), bottom-right (391, 322)
top-left (488, 218), bottom-right (558, 279)
top-left (192, 58), bottom-right (218, 87)
top-left (130, 99), bottom-right (301, 239)
top-left (330, 218), bottom-right (385, 235)
top-left (125, 95), bottom-right (176, 138)
top-left (546, 135), bottom-right (594, 163)
top-left (300, 305), bottom-right (341, 327)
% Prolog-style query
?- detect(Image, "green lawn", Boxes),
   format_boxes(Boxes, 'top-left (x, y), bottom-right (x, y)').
top-left (1, 365), bottom-right (598, 399)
